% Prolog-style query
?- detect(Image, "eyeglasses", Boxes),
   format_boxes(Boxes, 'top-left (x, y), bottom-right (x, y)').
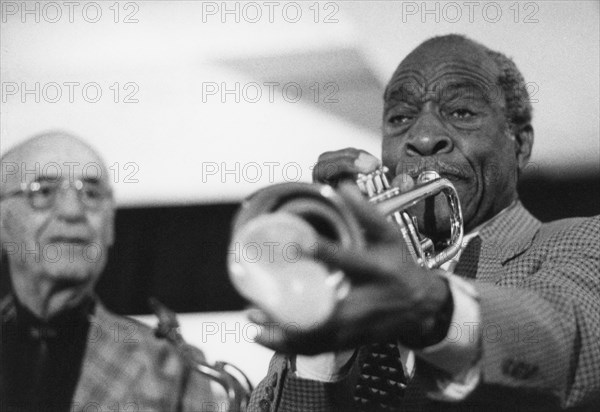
top-left (0, 179), bottom-right (113, 211)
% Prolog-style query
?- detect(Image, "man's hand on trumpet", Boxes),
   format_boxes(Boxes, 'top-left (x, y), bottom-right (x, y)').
top-left (249, 149), bottom-right (454, 355)
top-left (312, 147), bottom-right (417, 192)
top-left (313, 147), bottom-right (379, 186)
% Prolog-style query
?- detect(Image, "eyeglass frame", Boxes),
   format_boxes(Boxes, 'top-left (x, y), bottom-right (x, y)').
top-left (0, 178), bottom-right (114, 211)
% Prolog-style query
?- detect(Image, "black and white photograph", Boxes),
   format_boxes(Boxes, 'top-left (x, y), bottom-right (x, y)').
top-left (1, 1), bottom-right (599, 411)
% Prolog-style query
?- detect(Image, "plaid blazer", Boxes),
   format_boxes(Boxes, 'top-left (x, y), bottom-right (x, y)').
top-left (0, 297), bottom-right (214, 412)
top-left (248, 203), bottom-right (600, 411)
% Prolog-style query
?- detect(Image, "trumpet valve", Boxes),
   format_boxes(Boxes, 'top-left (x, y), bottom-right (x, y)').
top-left (357, 167), bottom-right (390, 197)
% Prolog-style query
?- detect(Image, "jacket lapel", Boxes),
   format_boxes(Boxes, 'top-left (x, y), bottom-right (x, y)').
top-left (476, 202), bottom-right (541, 284)
top-left (72, 301), bottom-right (142, 409)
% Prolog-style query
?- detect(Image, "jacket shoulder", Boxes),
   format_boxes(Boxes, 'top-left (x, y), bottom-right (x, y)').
top-left (92, 303), bottom-right (192, 375)
top-left (78, 303), bottom-right (212, 410)
top-left (537, 215), bottom-right (600, 244)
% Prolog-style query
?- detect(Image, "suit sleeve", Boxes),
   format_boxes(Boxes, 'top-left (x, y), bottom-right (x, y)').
top-left (248, 353), bottom-right (358, 412)
top-left (248, 216), bottom-right (600, 411)
top-left (472, 216), bottom-right (600, 408)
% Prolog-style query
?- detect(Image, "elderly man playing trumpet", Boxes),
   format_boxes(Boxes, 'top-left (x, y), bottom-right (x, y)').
top-left (0, 132), bottom-right (213, 411)
top-left (245, 34), bottom-right (600, 411)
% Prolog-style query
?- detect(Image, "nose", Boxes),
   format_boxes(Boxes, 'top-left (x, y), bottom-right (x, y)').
top-left (405, 109), bottom-right (453, 157)
top-left (54, 187), bottom-right (86, 221)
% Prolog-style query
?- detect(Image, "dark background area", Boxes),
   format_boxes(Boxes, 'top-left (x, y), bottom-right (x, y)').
top-left (1, 174), bottom-right (599, 315)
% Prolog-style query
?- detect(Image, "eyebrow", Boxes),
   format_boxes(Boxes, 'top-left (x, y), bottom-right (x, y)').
top-left (422, 84), bottom-right (491, 108)
top-left (33, 176), bottom-right (104, 185)
top-left (34, 175), bottom-right (62, 183)
top-left (387, 77), bottom-right (490, 98)
top-left (438, 83), bottom-right (492, 105)
top-left (441, 80), bottom-right (490, 94)
top-left (81, 177), bottom-right (102, 185)
top-left (384, 86), bottom-right (422, 113)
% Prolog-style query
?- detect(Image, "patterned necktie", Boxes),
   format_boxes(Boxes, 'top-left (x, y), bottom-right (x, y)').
top-left (454, 235), bottom-right (482, 279)
top-left (354, 342), bottom-right (407, 411)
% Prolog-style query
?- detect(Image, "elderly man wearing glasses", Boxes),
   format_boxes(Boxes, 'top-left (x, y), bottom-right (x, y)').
top-left (0, 132), bottom-right (212, 412)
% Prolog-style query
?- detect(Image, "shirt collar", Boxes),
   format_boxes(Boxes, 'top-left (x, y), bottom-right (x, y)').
top-left (441, 200), bottom-right (519, 271)
top-left (464, 200), bottom-right (519, 240)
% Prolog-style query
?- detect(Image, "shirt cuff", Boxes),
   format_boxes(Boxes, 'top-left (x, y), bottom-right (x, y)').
top-left (294, 350), bottom-right (357, 382)
top-left (416, 271), bottom-right (482, 401)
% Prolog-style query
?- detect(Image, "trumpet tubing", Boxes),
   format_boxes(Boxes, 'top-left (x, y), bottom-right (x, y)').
top-left (358, 169), bottom-right (463, 269)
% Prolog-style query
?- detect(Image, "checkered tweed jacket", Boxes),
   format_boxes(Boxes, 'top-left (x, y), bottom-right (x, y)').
top-left (0, 297), bottom-right (213, 411)
top-left (248, 202), bottom-right (600, 411)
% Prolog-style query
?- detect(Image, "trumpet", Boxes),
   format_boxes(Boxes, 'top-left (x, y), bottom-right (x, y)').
top-left (149, 298), bottom-right (253, 412)
top-left (355, 168), bottom-right (463, 269)
top-left (227, 168), bottom-right (463, 329)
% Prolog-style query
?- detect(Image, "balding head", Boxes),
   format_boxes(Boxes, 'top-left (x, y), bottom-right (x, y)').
top-left (385, 34), bottom-right (533, 131)
top-left (1, 131), bottom-right (111, 196)
top-left (399, 34), bottom-right (498, 77)
top-left (1, 131), bottom-right (115, 318)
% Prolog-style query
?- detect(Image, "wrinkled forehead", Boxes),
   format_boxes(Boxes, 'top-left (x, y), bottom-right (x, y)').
top-left (1, 138), bottom-right (110, 190)
top-left (385, 39), bottom-right (503, 107)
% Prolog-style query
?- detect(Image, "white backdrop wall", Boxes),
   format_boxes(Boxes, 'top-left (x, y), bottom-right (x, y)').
top-left (1, 1), bottom-right (598, 207)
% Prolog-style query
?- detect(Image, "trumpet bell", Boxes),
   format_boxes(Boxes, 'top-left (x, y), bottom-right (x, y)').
top-left (228, 183), bottom-right (358, 329)
top-left (231, 182), bottom-right (365, 249)
top-left (227, 171), bottom-right (463, 329)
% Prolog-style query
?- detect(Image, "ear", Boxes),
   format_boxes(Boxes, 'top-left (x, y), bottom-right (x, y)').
top-left (0, 207), bottom-right (16, 259)
top-left (105, 200), bottom-right (116, 248)
top-left (0, 204), bottom-right (11, 245)
top-left (513, 124), bottom-right (534, 172)
top-left (0, 209), bottom-right (6, 246)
